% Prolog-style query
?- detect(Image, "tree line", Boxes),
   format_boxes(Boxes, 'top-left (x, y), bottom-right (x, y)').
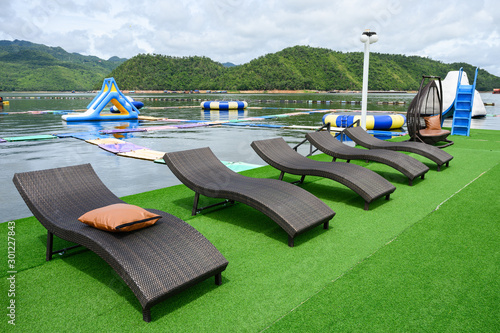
top-left (1, 41), bottom-right (498, 91)
top-left (109, 46), bottom-right (500, 91)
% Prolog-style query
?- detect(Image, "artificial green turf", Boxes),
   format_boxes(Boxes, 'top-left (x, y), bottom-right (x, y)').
top-left (1, 130), bottom-right (499, 332)
top-left (265, 163), bottom-right (500, 332)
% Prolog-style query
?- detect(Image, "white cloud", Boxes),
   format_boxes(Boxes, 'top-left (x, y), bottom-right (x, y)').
top-left (1, 0), bottom-right (499, 75)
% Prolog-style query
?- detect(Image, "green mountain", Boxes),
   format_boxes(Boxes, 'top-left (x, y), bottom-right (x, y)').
top-left (0, 40), bottom-right (126, 91)
top-left (109, 45), bottom-right (500, 91)
top-left (1, 42), bottom-right (498, 92)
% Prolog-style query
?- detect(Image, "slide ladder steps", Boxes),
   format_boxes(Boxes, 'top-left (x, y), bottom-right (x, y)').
top-left (451, 67), bottom-right (477, 136)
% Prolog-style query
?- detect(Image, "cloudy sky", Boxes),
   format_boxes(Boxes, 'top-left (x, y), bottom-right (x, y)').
top-left (1, 0), bottom-right (499, 75)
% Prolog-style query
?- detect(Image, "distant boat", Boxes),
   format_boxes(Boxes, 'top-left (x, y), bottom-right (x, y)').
top-left (493, 88), bottom-right (500, 94)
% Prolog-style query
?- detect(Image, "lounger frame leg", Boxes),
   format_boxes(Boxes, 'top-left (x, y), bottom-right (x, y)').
top-left (364, 202), bottom-right (369, 211)
top-left (143, 308), bottom-right (151, 322)
top-left (215, 273), bottom-right (222, 286)
top-left (192, 192), bottom-right (235, 215)
top-left (192, 192), bottom-right (200, 216)
top-left (288, 235), bottom-right (294, 247)
top-left (46, 231), bottom-right (82, 261)
top-left (279, 171), bottom-right (306, 184)
top-left (46, 232), bottom-right (54, 261)
top-left (293, 175), bottom-right (306, 184)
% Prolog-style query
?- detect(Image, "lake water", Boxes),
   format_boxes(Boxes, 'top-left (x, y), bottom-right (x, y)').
top-left (1, 92), bottom-right (499, 222)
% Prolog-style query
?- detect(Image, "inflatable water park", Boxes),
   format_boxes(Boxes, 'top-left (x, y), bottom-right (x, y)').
top-left (2, 67), bottom-right (491, 150)
top-left (323, 114), bottom-right (405, 130)
top-left (62, 78), bottom-right (143, 122)
top-left (201, 101), bottom-right (248, 110)
top-left (441, 68), bottom-right (486, 119)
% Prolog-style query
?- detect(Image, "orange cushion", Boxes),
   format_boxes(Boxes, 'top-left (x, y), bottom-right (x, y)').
top-left (79, 203), bottom-right (161, 232)
top-left (423, 115), bottom-right (442, 130)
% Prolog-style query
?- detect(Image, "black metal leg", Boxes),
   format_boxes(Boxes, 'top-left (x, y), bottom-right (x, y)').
top-left (409, 179), bottom-right (413, 186)
top-left (215, 273), bottom-right (222, 286)
top-left (323, 221), bottom-right (329, 229)
top-left (364, 202), bottom-right (369, 210)
top-left (385, 194), bottom-right (390, 200)
top-left (46, 232), bottom-right (54, 261)
top-left (299, 175), bottom-right (306, 183)
top-left (332, 157), bottom-right (336, 162)
top-left (421, 174), bottom-right (425, 179)
top-left (288, 235), bottom-right (294, 247)
top-left (192, 192), bottom-right (200, 216)
top-left (278, 171), bottom-right (285, 181)
top-left (143, 308), bottom-right (151, 322)
top-left (437, 165), bottom-right (441, 172)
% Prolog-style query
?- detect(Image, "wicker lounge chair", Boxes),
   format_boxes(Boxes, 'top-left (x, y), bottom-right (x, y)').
top-left (163, 147), bottom-right (335, 247)
top-left (306, 131), bottom-right (429, 186)
top-left (406, 75), bottom-right (453, 148)
top-left (13, 164), bottom-right (228, 322)
top-left (251, 138), bottom-right (396, 210)
top-left (344, 126), bottom-right (453, 171)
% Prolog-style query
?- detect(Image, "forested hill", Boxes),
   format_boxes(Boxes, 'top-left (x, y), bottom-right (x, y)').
top-left (110, 45), bottom-right (500, 91)
top-left (0, 40), bottom-right (126, 91)
top-left (1, 42), bottom-right (499, 91)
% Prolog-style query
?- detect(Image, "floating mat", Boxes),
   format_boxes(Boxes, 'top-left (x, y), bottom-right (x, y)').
top-left (100, 128), bottom-right (147, 134)
top-left (175, 123), bottom-right (213, 129)
top-left (27, 110), bottom-right (70, 115)
top-left (221, 122), bottom-right (284, 128)
top-left (56, 132), bottom-right (101, 139)
top-left (98, 142), bottom-right (148, 154)
top-left (141, 125), bottom-right (178, 131)
top-left (3, 134), bottom-right (56, 142)
top-left (118, 149), bottom-right (166, 161)
top-left (85, 138), bottom-right (126, 146)
top-left (164, 119), bottom-right (192, 122)
top-left (221, 160), bottom-right (263, 172)
top-left (0, 138), bottom-right (6, 143)
top-left (155, 158), bottom-right (262, 172)
top-left (137, 116), bottom-right (163, 121)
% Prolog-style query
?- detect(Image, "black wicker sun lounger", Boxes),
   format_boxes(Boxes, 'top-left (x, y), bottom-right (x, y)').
top-left (306, 131), bottom-right (429, 186)
top-left (344, 126), bottom-right (453, 171)
top-left (251, 137), bottom-right (396, 210)
top-left (163, 147), bottom-right (335, 247)
top-left (13, 164), bottom-right (228, 322)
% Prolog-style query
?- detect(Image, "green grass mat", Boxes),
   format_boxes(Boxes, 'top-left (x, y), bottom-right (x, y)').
top-left (265, 163), bottom-right (500, 332)
top-left (1, 130), bottom-right (499, 332)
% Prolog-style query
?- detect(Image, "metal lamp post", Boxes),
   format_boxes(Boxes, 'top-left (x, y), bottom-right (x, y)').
top-left (360, 30), bottom-right (378, 129)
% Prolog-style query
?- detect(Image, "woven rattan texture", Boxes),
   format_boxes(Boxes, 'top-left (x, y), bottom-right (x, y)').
top-left (251, 137), bottom-right (396, 206)
top-left (13, 164), bottom-right (228, 321)
top-left (163, 147), bottom-right (335, 241)
top-left (306, 131), bottom-right (429, 182)
top-left (344, 127), bottom-right (453, 168)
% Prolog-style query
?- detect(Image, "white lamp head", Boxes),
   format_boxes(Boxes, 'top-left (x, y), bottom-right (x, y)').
top-left (361, 30), bottom-right (377, 44)
top-left (360, 34), bottom-right (369, 43)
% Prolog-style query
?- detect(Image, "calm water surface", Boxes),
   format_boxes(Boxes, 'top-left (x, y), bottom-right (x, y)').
top-left (1, 92), bottom-right (499, 222)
